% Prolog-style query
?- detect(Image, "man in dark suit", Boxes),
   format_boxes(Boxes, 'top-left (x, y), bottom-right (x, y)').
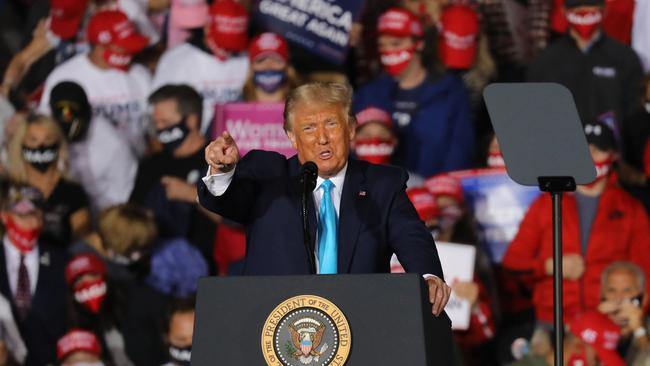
top-left (199, 82), bottom-right (451, 315)
top-left (0, 182), bottom-right (68, 365)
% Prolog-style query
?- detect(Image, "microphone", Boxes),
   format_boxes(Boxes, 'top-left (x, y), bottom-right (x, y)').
top-left (300, 161), bottom-right (318, 192)
top-left (300, 161), bottom-right (318, 274)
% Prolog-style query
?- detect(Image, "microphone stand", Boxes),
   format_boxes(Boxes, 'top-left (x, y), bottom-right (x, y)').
top-left (300, 163), bottom-right (317, 274)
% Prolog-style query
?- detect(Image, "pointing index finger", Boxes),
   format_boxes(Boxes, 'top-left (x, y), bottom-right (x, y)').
top-left (222, 131), bottom-right (234, 146)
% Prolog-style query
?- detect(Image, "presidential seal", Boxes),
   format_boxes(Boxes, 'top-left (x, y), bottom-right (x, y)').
top-left (261, 295), bottom-right (352, 366)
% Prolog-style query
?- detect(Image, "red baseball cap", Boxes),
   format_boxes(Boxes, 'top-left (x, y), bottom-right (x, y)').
top-left (568, 312), bottom-right (625, 366)
top-left (65, 253), bottom-right (107, 286)
top-left (355, 106), bottom-right (393, 130)
top-left (439, 5), bottom-right (479, 69)
top-left (170, 0), bottom-right (209, 29)
top-left (377, 8), bottom-right (424, 38)
top-left (424, 174), bottom-right (464, 204)
top-left (407, 187), bottom-right (440, 222)
top-left (57, 329), bottom-right (102, 361)
top-left (207, 0), bottom-right (249, 52)
top-left (49, 0), bottom-right (89, 40)
top-left (86, 10), bottom-right (149, 54)
top-left (248, 32), bottom-right (289, 62)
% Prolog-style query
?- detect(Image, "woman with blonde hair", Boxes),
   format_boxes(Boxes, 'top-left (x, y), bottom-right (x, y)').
top-left (241, 32), bottom-right (301, 102)
top-left (6, 114), bottom-right (90, 247)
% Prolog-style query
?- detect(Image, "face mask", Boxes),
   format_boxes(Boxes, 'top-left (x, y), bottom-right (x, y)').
top-left (253, 70), bottom-right (287, 94)
top-left (438, 205), bottom-right (463, 232)
top-left (205, 34), bottom-right (229, 61)
top-left (169, 345), bottom-right (192, 366)
top-left (583, 158), bottom-right (612, 188)
top-left (355, 138), bottom-right (394, 165)
top-left (22, 144), bottom-right (59, 173)
top-left (380, 46), bottom-right (416, 76)
top-left (487, 152), bottom-right (506, 168)
top-left (74, 278), bottom-right (107, 314)
top-left (102, 48), bottom-right (132, 71)
top-left (566, 9), bottom-right (603, 41)
top-left (156, 118), bottom-right (189, 153)
top-left (4, 215), bottom-right (40, 254)
top-left (70, 362), bottom-right (105, 366)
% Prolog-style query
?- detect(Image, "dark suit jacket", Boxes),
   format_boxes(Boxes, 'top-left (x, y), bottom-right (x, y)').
top-left (0, 241), bottom-right (68, 366)
top-left (198, 150), bottom-right (443, 277)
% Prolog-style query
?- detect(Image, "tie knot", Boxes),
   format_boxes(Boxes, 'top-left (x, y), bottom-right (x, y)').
top-left (320, 179), bottom-right (334, 193)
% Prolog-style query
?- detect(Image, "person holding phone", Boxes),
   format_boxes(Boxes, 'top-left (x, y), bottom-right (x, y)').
top-left (598, 261), bottom-right (650, 363)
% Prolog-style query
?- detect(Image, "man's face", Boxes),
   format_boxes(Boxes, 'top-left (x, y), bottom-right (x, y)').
top-left (602, 269), bottom-right (642, 303)
top-left (169, 311), bottom-right (195, 348)
top-left (1, 211), bottom-right (43, 232)
top-left (151, 99), bottom-right (183, 131)
top-left (287, 103), bottom-right (355, 178)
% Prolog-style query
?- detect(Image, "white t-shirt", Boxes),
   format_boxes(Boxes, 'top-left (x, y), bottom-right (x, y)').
top-left (39, 53), bottom-right (151, 157)
top-left (632, 0), bottom-right (650, 72)
top-left (151, 43), bottom-right (249, 134)
top-left (68, 116), bottom-right (138, 214)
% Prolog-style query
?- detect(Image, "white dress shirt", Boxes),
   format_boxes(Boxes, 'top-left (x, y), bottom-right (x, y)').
top-left (3, 237), bottom-right (39, 296)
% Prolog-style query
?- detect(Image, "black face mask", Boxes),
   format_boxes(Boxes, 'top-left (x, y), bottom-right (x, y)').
top-left (22, 144), bottom-right (59, 173)
top-left (156, 118), bottom-right (189, 153)
top-left (169, 345), bottom-right (191, 366)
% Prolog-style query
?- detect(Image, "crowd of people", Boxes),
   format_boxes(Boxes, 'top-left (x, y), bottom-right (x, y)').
top-left (0, 0), bottom-right (649, 365)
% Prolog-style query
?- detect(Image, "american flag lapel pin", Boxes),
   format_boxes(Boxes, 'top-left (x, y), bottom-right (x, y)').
top-left (358, 190), bottom-right (367, 197)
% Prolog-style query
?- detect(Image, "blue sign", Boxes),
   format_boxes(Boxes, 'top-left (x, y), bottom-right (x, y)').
top-left (454, 169), bottom-right (541, 263)
top-left (253, 0), bottom-right (365, 64)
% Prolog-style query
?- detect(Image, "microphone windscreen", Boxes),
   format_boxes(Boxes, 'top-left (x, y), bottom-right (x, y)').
top-left (301, 161), bottom-right (318, 191)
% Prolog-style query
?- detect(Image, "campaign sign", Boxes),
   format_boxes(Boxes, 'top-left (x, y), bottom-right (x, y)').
top-left (451, 169), bottom-right (541, 263)
top-left (391, 242), bottom-right (476, 330)
top-left (253, 0), bottom-right (365, 64)
top-left (213, 103), bottom-right (296, 157)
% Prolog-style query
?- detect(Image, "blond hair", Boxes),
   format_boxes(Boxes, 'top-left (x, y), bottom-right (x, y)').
top-left (283, 82), bottom-right (355, 132)
top-left (6, 114), bottom-right (69, 182)
top-left (98, 204), bottom-right (157, 255)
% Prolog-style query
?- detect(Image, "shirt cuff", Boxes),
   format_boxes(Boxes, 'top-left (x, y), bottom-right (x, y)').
top-left (422, 274), bottom-right (440, 281)
top-left (201, 166), bottom-right (236, 196)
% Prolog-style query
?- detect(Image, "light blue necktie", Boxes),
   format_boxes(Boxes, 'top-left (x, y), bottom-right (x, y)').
top-left (318, 179), bottom-right (338, 274)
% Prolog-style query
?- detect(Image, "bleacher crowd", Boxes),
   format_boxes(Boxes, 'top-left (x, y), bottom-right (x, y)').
top-left (0, 0), bottom-right (649, 364)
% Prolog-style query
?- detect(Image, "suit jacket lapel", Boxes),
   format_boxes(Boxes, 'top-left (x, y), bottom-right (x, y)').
top-left (338, 160), bottom-right (367, 273)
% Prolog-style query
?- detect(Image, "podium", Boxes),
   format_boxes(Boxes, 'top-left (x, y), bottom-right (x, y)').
top-left (192, 274), bottom-right (455, 365)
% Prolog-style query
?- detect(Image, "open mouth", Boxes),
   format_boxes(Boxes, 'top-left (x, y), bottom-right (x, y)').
top-left (319, 150), bottom-right (333, 160)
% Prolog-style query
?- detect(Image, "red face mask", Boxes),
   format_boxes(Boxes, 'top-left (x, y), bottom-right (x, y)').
top-left (102, 48), bottom-right (132, 71)
top-left (380, 46), bottom-right (416, 76)
top-left (73, 278), bottom-right (107, 314)
top-left (487, 152), bottom-right (506, 168)
top-left (583, 158), bottom-right (612, 188)
top-left (355, 138), bottom-right (394, 165)
top-left (5, 215), bottom-right (40, 254)
top-left (566, 8), bottom-right (603, 40)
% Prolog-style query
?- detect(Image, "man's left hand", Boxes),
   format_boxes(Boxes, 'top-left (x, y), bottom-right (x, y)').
top-left (161, 176), bottom-right (197, 203)
top-left (426, 276), bottom-right (451, 316)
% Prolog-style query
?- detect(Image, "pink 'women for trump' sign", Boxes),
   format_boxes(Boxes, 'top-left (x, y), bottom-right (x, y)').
top-left (213, 103), bottom-right (296, 157)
